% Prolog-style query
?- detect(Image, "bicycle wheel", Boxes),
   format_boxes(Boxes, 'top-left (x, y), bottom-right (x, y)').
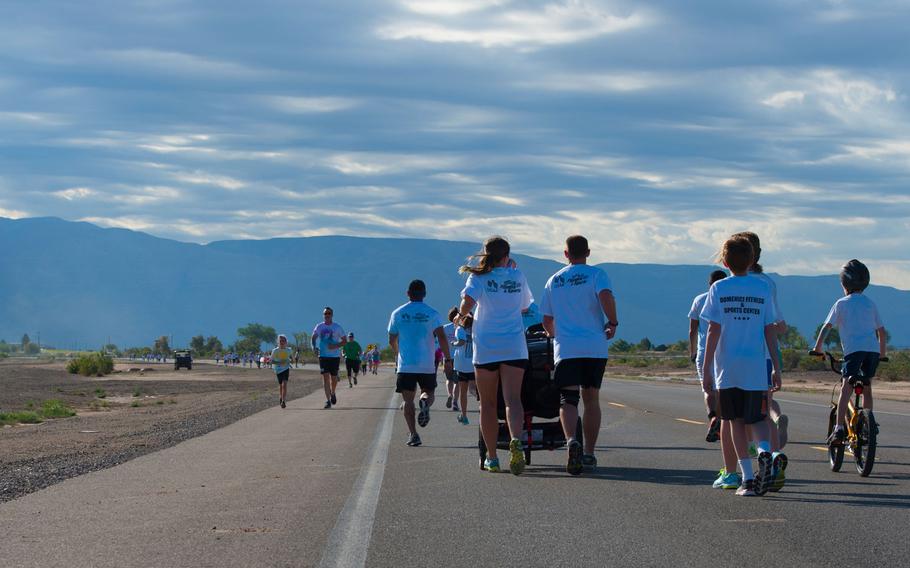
top-left (827, 405), bottom-right (844, 472)
top-left (854, 409), bottom-right (877, 477)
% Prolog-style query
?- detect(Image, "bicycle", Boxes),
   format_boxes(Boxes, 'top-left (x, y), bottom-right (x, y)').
top-left (810, 350), bottom-right (888, 477)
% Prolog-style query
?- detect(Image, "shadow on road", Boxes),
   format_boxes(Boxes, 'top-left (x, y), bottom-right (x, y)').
top-left (770, 490), bottom-right (910, 510)
top-left (521, 465), bottom-right (714, 485)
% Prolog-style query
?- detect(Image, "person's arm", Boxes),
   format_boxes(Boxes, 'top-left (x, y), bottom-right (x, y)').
top-left (388, 333), bottom-right (398, 360)
top-left (434, 326), bottom-right (454, 374)
top-left (599, 289), bottom-right (618, 340)
top-left (457, 294), bottom-right (476, 324)
top-left (702, 322), bottom-right (720, 393)
top-left (765, 324), bottom-right (782, 391)
top-left (311, 332), bottom-right (319, 356)
top-left (877, 326), bottom-right (887, 358)
top-left (542, 315), bottom-right (555, 338)
top-left (688, 319), bottom-right (699, 362)
top-left (812, 323), bottom-right (831, 353)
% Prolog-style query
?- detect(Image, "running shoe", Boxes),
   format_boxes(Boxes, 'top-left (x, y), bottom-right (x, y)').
top-left (712, 468), bottom-right (727, 489)
top-left (768, 452), bottom-right (788, 492)
top-left (348, 381), bottom-right (352, 388)
top-left (705, 416), bottom-right (720, 443)
top-left (755, 451), bottom-right (774, 496)
top-left (827, 427), bottom-right (845, 446)
top-left (776, 414), bottom-right (789, 449)
top-left (452, 402), bottom-right (460, 412)
top-left (445, 396), bottom-right (453, 409)
top-left (735, 479), bottom-right (756, 496)
top-left (457, 414), bottom-right (469, 425)
top-left (508, 439), bottom-right (526, 476)
top-left (406, 433), bottom-right (422, 447)
top-left (748, 442), bottom-right (758, 458)
top-left (483, 458), bottom-right (501, 472)
top-left (323, 400), bottom-right (332, 409)
top-left (353, 377), bottom-right (357, 385)
top-left (417, 398), bottom-right (431, 427)
top-left (719, 471), bottom-right (741, 490)
top-left (566, 439), bottom-right (583, 476)
top-left (331, 393), bottom-right (337, 405)
top-left (581, 454), bottom-right (597, 470)
top-left (280, 399), bottom-right (286, 409)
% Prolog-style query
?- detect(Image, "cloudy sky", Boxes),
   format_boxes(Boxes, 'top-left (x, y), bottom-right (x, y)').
top-left (2, 0), bottom-right (909, 288)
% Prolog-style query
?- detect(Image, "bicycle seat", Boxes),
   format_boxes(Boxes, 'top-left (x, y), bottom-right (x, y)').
top-left (847, 375), bottom-right (870, 387)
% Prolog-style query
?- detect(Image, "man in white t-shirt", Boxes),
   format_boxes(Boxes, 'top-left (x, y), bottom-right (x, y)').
top-left (701, 236), bottom-right (784, 497)
top-left (541, 235), bottom-right (618, 475)
top-left (388, 279), bottom-right (453, 447)
top-left (312, 307), bottom-right (347, 409)
top-left (688, 270), bottom-right (728, 445)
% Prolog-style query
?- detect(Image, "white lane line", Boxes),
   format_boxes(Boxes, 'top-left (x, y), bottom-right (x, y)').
top-left (675, 418), bottom-right (704, 425)
top-left (776, 398), bottom-right (910, 417)
top-left (318, 389), bottom-right (397, 568)
top-left (608, 402), bottom-right (627, 408)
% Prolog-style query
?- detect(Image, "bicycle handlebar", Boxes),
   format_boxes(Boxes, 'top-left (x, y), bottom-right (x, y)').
top-left (807, 350), bottom-right (889, 372)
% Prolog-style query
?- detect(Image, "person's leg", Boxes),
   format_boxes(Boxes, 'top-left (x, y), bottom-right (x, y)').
top-left (580, 387), bottom-right (601, 455)
top-left (322, 372), bottom-right (332, 401)
top-left (721, 419), bottom-right (737, 473)
top-left (863, 384), bottom-right (873, 411)
top-left (460, 379), bottom-right (472, 420)
top-left (559, 386), bottom-right (580, 441)
top-left (836, 379), bottom-right (851, 427)
top-left (401, 389), bottom-right (417, 434)
top-left (499, 364), bottom-right (525, 441)
top-left (331, 374), bottom-right (338, 394)
top-left (475, 368), bottom-right (500, 461)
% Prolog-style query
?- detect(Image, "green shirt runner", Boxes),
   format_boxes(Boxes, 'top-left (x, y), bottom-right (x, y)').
top-left (342, 341), bottom-right (362, 360)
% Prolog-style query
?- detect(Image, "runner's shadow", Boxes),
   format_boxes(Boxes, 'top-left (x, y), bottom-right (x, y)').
top-left (769, 491), bottom-right (910, 510)
top-left (608, 445), bottom-right (717, 452)
top-left (522, 465), bottom-right (714, 486)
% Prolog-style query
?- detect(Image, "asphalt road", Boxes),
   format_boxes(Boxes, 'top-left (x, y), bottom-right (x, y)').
top-left (2, 369), bottom-right (909, 567)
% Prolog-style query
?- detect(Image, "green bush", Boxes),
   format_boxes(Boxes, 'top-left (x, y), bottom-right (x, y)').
top-left (66, 352), bottom-right (114, 376)
top-left (878, 352), bottom-right (910, 382)
top-left (40, 399), bottom-right (76, 419)
top-left (0, 411), bottom-right (43, 425)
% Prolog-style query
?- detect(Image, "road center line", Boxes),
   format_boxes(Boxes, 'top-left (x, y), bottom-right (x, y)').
top-left (318, 389), bottom-right (397, 568)
top-left (608, 402), bottom-right (626, 408)
top-left (675, 418), bottom-right (703, 425)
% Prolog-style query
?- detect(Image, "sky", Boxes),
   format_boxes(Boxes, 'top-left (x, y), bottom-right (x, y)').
top-left (1, 0), bottom-right (909, 289)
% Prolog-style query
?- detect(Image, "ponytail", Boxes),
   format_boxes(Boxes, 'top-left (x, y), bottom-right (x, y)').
top-left (459, 236), bottom-right (511, 276)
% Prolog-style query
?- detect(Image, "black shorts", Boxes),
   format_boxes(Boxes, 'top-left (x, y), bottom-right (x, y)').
top-left (361, 362), bottom-right (367, 372)
top-left (718, 388), bottom-right (767, 424)
top-left (553, 358), bottom-right (607, 389)
top-left (319, 357), bottom-right (340, 376)
top-left (345, 359), bottom-right (360, 374)
top-left (842, 351), bottom-right (879, 384)
top-left (444, 369), bottom-right (456, 382)
top-left (457, 371), bottom-right (475, 382)
top-left (474, 359), bottom-right (529, 372)
top-left (276, 369), bottom-right (289, 384)
top-left (396, 373), bottom-right (437, 393)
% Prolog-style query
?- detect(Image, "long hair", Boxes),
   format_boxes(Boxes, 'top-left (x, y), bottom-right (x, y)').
top-left (459, 236), bottom-right (510, 276)
top-left (731, 231), bottom-right (762, 273)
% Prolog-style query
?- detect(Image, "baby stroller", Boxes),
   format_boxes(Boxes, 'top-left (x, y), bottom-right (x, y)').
top-left (478, 324), bottom-right (582, 469)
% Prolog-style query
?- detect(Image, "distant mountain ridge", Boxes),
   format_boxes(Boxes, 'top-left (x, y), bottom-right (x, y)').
top-left (1, 217), bottom-right (907, 349)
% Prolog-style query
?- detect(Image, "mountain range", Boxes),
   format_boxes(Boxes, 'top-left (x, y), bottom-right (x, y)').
top-left (1, 217), bottom-right (907, 350)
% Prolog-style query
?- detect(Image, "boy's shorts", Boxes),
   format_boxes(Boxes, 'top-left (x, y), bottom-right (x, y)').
top-left (553, 358), bottom-right (607, 389)
top-left (444, 370), bottom-right (456, 382)
top-left (457, 371), bottom-right (475, 382)
top-left (276, 369), bottom-right (289, 384)
top-left (319, 357), bottom-right (340, 376)
top-left (345, 359), bottom-right (359, 374)
top-left (396, 373), bottom-right (437, 393)
top-left (842, 351), bottom-right (880, 385)
top-left (718, 388), bottom-right (767, 424)
top-left (474, 359), bottom-right (529, 372)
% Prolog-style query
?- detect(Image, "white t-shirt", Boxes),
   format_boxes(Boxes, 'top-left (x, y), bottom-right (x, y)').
top-left (461, 267), bottom-right (533, 364)
top-left (701, 274), bottom-right (776, 391)
top-left (688, 292), bottom-right (709, 354)
top-left (387, 301), bottom-right (443, 374)
top-left (539, 264), bottom-right (612, 363)
top-left (313, 322), bottom-right (345, 358)
top-left (442, 322), bottom-right (457, 352)
top-left (824, 293), bottom-right (883, 356)
top-left (453, 326), bottom-right (474, 374)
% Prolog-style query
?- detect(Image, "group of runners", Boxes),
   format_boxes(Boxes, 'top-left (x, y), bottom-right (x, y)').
top-left (263, 231), bottom-right (888, 495)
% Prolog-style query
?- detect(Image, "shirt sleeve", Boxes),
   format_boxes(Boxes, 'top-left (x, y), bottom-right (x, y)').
top-left (823, 302), bottom-right (839, 329)
top-left (520, 271), bottom-right (533, 311)
top-left (455, 326), bottom-right (466, 341)
top-left (539, 282), bottom-right (553, 317)
top-left (335, 325), bottom-right (345, 341)
top-left (462, 274), bottom-right (481, 301)
top-left (769, 278), bottom-right (784, 323)
top-left (872, 302), bottom-right (883, 329)
top-left (701, 285), bottom-right (721, 324)
top-left (387, 312), bottom-right (398, 335)
top-left (687, 296), bottom-right (700, 321)
top-left (594, 268), bottom-right (612, 294)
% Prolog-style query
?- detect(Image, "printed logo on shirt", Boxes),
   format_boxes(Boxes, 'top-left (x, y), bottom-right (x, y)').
top-left (487, 280), bottom-right (499, 292)
top-left (552, 275), bottom-right (566, 288)
top-left (401, 312), bottom-right (431, 323)
top-left (719, 295), bottom-right (765, 321)
top-left (567, 274), bottom-right (589, 286)
top-left (500, 280), bottom-right (522, 294)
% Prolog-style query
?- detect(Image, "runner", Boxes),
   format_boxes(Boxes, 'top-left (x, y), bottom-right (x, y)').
top-left (457, 236), bottom-right (533, 475)
top-left (442, 308), bottom-right (459, 411)
top-left (312, 307), bottom-right (347, 409)
top-left (689, 270), bottom-right (729, 443)
top-left (540, 235), bottom-right (618, 475)
top-left (271, 335), bottom-right (293, 408)
top-left (360, 348), bottom-right (369, 376)
top-left (452, 314), bottom-right (476, 425)
top-left (388, 279), bottom-right (453, 447)
top-left (371, 346), bottom-right (380, 374)
top-left (342, 332), bottom-right (363, 387)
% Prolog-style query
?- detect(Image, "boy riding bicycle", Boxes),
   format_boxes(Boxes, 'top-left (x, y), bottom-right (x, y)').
top-left (812, 260), bottom-right (888, 446)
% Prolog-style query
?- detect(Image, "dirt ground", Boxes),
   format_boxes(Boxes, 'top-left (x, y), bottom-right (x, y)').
top-left (605, 364), bottom-right (910, 403)
top-left (0, 359), bottom-right (324, 502)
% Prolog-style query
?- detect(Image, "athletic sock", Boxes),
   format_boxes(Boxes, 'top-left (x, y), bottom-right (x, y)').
top-left (757, 441), bottom-right (771, 454)
top-left (739, 458), bottom-right (754, 481)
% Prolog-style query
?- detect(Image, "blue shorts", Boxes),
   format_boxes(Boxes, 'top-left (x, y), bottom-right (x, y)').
top-left (842, 351), bottom-right (880, 385)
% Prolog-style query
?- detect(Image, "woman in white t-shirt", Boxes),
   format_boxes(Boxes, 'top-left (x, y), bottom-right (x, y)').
top-left (457, 236), bottom-right (533, 475)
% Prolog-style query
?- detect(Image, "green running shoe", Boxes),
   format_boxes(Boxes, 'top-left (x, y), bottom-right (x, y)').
top-left (566, 439), bottom-right (583, 476)
top-left (768, 452), bottom-right (788, 492)
top-left (508, 439), bottom-right (526, 476)
top-left (720, 471), bottom-right (741, 490)
top-left (712, 468), bottom-right (726, 488)
top-left (484, 458), bottom-right (501, 472)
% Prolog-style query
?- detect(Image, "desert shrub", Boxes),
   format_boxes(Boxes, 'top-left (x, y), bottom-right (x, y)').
top-left (878, 351), bottom-right (910, 382)
top-left (780, 349), bottom-right (803, 372)
top-left (0, 411), bottom-right (43, 425)
top-left (669, 357), bottom-right (690, 369)
top-left (797, 354), bottom-right (828, 372)
top-left (66, 352), bottom-right (114, 376)
top-left (40, 399), bottom-right (76, 419)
